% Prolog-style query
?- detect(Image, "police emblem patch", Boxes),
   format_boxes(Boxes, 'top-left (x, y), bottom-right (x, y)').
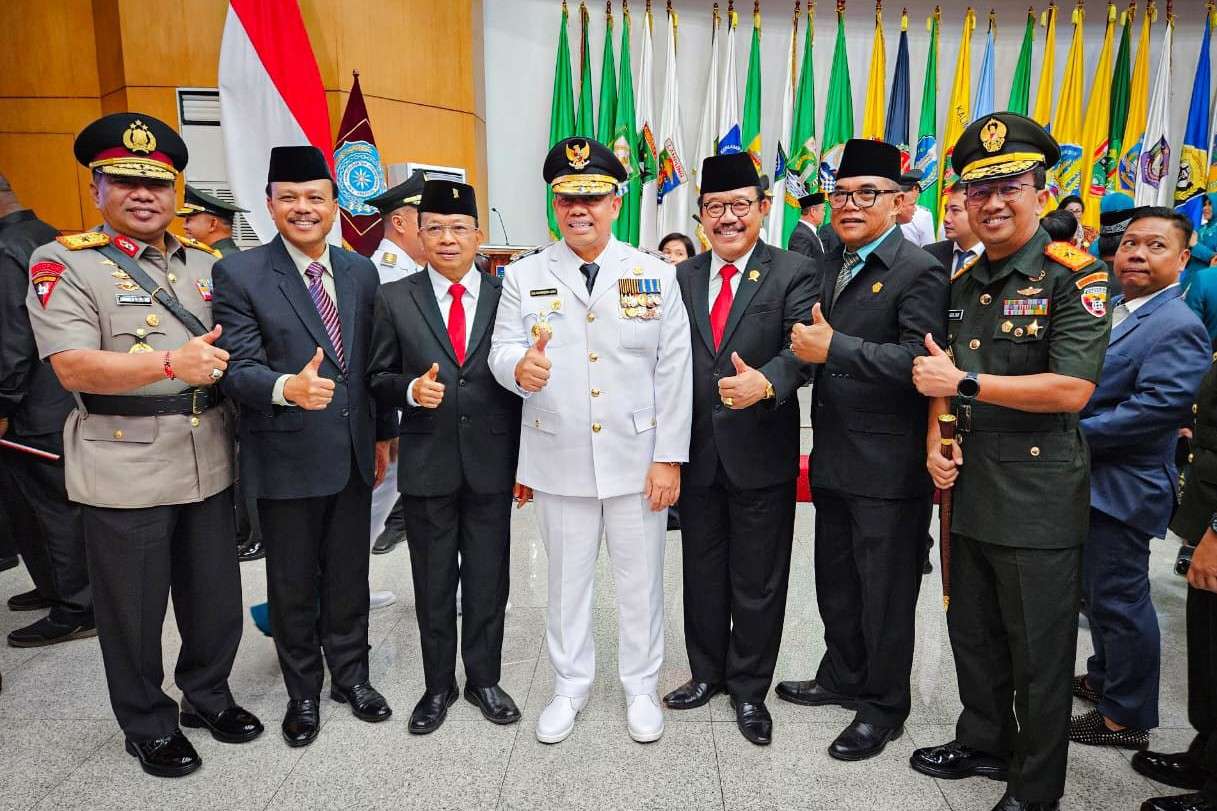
top-left (1081, 285), bottom-right (1108, 319)
top-left (31, 261), bottom-right (65, 308)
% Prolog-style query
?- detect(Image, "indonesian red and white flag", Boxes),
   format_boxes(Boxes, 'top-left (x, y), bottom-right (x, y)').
top-left (218, 0), bottom-right (337, 243)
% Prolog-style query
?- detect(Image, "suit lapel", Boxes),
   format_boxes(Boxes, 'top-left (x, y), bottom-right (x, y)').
top-left (272, 237), bottom-right (343, 368)
top-left (718, 242), bottom-right (769, 355)
top-left (1108, 287), bottom-right (1182, 347)
top-left (550, 244), bottom-right (591, 307)
top-left (409, 272), bottom-right (459, 365)
top-left (465, 277), bottom-right (499, 361)
top-left (689, 255), bottom-right (714, 352)
top-left (588, 240), bottom-right (625, 310)
top-left (823, 244), bottom-right (844, 318)
top-left (331, 249), bottom-right (356, 365)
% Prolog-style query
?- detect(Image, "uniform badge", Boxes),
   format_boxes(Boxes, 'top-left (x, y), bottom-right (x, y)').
top-left (1081, 285), bottom-right (1108, 319)
top-left (1002, 298), bottom-right (1048, 316)
top-left (948, 308), bottom-right (964, 321)
top-left (871, 281), bottom-right (883, 294)
top-left (747, 270), bottom-right (760, 282)
top-left (565, 141), bottom-right (591, 170)
top-left (31, 261), bottom-right (65, 308)
top-left (146, 314), bottom-right (160, 326)
top-left (115, 281), bottom-right (139, 292)
top-left (128, 341), bottom-right (154, 353)
top-left (111, 270), bottom-right (130, 280)
top-left (981, 118), bottom-right (1007, 153)
top-left (1074, 270), bottom-right (1109, 290)
top-left (632, 266), bottom-right (644, 276)
top-left (551, 299), bottom-right (562, 312)
top-left (380, 252), bottom-right (397, 267)
top-left (1001, 320), bottom-right (1013, 333)
top-left (195, 278), bottom-right (213, 302)
top-left (1017, 286), bottom-right (1042, 296)
top-left (115, 293), bottom-right (152, 306)
top-left (1026, 319), bottom-right (1041, 337)
top-left (530, 310), bottom-right (554, 341)
top-left (113, 235), bottom-right (139, 257)
top-left (618, 278), bottom-right (662, 319)
top-left (122, 119), bottom-right (157, 154)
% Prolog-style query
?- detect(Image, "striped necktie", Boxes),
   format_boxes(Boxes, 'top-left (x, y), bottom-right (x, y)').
top-left (833, 251), bottom-right (863, 304)
top-left (304, 262), bottom-right (346, 370)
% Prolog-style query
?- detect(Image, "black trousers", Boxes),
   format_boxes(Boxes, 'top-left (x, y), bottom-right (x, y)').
top-left (948, 534), bottom-right (1081, 803)
top-left (678, 468), bottom-right (796, 702)
top-left (384, 494), bottom-right (407, 535)
top-left (82, 488), bottom-right (242, 740)
top-left (0, 434), bottom-right (92, 625)
top-left (1188, 585), bottom-right (1217, 801)
top-left (259, 466), bottom-right (372, 699)
top-left (232, 438), bottom-right (260, 544)
top-left (402, 485), bottom-right (511, 692)
top-left (812, 488), bottom-right (928, 726)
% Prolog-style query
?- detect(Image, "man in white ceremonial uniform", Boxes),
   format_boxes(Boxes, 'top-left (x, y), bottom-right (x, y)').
top-left (489, 136), bottom-right (692, 745)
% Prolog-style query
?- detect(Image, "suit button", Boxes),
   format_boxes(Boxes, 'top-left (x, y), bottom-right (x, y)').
top-left (1013, 327), bottom-right (1024, 337)
top-left (968, 339), bottom-right (981, 350)
top-left (591, 388), bottom-right (601, 397)
top-left (336, 374), bottom-right (345, 383)
top-left (587, 312), bottom-right (596, 322)
top-left (1195, 404), bottom-right (1200, 415)
top-left (592, 422), bottom-right (602, 433)
top-left (167, 273), bottom-right (178, 284)
top-left (459, 378), bottom-right (467, 387)
top-left (1190, 452), bottom-right (1196, 463)
top-left (980, 293), bottom-right (992, 305)
top-left (461, 416), bottom-right (470, 424)
top-left (589, 352), bottom-right (599, 362)
top-left (113, 430), bottom-right (123, 439)
top-left (341, 408), bottom-right (350, 417)
top-left (1030, 446), bottom-right (1040, 457)
top-left (190, 416), bottom-right (200, 428)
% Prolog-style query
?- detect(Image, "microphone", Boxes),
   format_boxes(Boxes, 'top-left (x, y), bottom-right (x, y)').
top-left (491, 207), bottom-right (511, 245)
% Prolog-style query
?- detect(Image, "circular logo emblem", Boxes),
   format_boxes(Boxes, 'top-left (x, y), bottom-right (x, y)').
top-left (335, 141), bottom-right (385, 216)
top-left (1140, 137), bottom-right (1171, 190)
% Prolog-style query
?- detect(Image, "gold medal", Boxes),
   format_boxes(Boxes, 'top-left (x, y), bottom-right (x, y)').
top-left (1001, 320), bottom-right (1013, 333)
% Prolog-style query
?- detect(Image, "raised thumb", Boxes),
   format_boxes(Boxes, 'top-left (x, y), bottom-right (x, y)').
top-left (730, 351), bottom-right (749, 374)
top-left (201, 323), bottom-right (223, 344)
top-left (534, 329), bottom-right (550, 354)
top-left (924, 333), bottom-right (945, 356)
top-left (811, 302), bottom-right (826, 324)
top-left (426, 362), bottom-right (440, 380)
top-left (306, 347), bottom-right (324, 372)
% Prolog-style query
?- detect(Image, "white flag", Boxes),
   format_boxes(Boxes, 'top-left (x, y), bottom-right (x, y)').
top-left (691, 10), bottom-right (721, 245)
top-left (717, 10), bottom-right (742, 154)
top-left (1135, 18), bottom-right (1173, 206)
top-left (637, 7), bottom-right (659, 249)
top-left (657, 7), bottom-right (690, 240)
top-left (766, 19), bottom-right (798, 247)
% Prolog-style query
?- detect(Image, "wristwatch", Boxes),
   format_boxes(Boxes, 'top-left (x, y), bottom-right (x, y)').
top-left (956, 371), bottom-right (980, 400)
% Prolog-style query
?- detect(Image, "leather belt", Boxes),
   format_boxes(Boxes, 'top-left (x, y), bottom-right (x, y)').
top-left (81, 388), bottom-right (220, 417)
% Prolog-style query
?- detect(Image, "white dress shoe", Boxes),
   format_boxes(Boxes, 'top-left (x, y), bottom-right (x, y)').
top-left (536, 694), bottom-right (588, 744)
top-left (369, 590), bottom-right (397, 609)
top-left (626, 693), bottom-right (664, 743)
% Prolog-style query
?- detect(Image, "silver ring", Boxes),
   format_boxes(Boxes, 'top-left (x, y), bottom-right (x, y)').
top-left (210, 368), bottom-right (224, 381)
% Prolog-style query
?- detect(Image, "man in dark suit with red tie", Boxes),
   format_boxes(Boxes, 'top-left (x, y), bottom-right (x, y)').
top-left (368, 179), bottom-right (524, 735)
top-left (212, 146), bottom-right (397, 747)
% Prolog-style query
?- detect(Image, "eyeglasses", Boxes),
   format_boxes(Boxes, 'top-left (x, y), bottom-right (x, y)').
top-left (827, 189), bottom-right (900, 209)
top-left (701, 198), bottom-right (757, 218)
top-left (421, 223), bottom-right (476, 239)
top-left (964, 182), bottom-right (1037, 205)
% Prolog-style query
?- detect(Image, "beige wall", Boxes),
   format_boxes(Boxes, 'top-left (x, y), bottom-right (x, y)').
top-left (0, 0), bottom-right (487, 232)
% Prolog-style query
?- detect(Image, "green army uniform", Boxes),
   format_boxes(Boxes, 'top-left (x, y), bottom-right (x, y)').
top-left (176, 184), bottom-right (246, 258)
top-left (928, 112), bottom-right (1112, 806)
top-left (210, 237), bottom-right (240, 257)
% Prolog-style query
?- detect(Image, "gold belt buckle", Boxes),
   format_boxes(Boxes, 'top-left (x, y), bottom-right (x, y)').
top-left (191, 388), bottom-right (205, 415)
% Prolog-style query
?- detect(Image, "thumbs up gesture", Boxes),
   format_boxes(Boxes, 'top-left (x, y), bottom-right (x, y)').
top-left (912, 333), bottom-right (966, 397)
top-left (790, 301), bottom-right (834, 364)
top-left (514, 329), bottom-right (552, 393)
top-left (411, 362), bottom-right (446, 409)
top-left (169, 323), bottom-right (230, 386)
top-left (717, 351), bottom-right (772, 410)
top-left (284, 347), bottom-right (336, 410)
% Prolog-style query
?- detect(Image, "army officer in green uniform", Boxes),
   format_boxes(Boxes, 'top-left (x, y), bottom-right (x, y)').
top-left (909, 112), bottom-right (1111, 811)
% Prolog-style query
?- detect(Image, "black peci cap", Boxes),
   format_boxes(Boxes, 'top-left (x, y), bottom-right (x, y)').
top-left (544, 137), bottom-right (627, 196)
top-left (951, 112), bottom-right (1061, 184)
top-left (699, 153), bottom-right (768, 195)
top-left (267, 145), bottom-right (333, 185)
top-left (419, 179), bottom-right (478, 218)
top-left (835, 140), bottom-right (904, 184)
top-left (176, 184), bottom-right (248, 219)
top-left (798, 191), bottom-right (825, 207)
top-left (74, 113), bottom-right (187, 180)
top-left (366, 170), bottom-right (427, 214)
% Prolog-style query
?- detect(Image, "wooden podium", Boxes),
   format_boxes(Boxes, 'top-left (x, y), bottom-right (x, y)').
top-left (478, 244), bottom-right (536, 278)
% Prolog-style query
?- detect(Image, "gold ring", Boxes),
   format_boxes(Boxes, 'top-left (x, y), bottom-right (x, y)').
top-left (723, 396), bottom-right (735, 407)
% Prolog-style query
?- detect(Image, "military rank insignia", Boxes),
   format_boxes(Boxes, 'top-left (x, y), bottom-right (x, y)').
top-left (113, 235), bottom-right (140, 257)
top-left (1002, 298), bottom-right (1049, 316)
top-left (618, 278), bottom-right (662, 320)
top-left (31, 261), bottom-right (65, 308)
top-left (195, 278), bottom-right (213, 302)
top-left (1081, 285), bottom-right (1108, 319)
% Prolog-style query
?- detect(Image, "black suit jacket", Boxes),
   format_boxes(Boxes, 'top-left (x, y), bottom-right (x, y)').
top-left (787, 220), bottom-right (826, 266)
top-left (367, 270), bottom-right (520, 497)
top-left (924, 239), bottom-right (955, 272)
top-left (819, 222), bottom-right (842, 257)
top-left (213, 235), bottom-right (395, 500)
top-left (810, 228), bottom-right (948, 500)
top-left (677, 241), bottom-right (819, 490)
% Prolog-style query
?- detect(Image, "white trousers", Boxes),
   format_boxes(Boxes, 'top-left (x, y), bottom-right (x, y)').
top-left (369, 463), bottom-right (398, 549)
top-left (534, 491), bottom-right (667, 698)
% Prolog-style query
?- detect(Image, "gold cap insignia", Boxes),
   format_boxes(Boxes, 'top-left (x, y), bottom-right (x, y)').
top-left (565, 141), bottom-right (591, 170)
top-left (981, 118), bottom-right (1007, 154)
top-left (122, 120), bottom-right (157, 155)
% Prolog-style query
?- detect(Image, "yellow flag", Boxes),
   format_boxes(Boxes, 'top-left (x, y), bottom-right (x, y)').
top-left (1079, 4), bottom-right (1117, 228)
top-left (1032, 3), bottom-right (1058, 127)
top-left (1050, 1), bottom-right (1087, 204)
top-left (1120, 2), bottom-right (1153, 192)
top-left (862, 1), bottom-right (887, 140)
top-left (940, 6), bottom-right (976, 214)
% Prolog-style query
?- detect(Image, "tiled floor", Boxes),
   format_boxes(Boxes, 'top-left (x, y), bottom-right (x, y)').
top-left (0, 420), bottom-right (1200, 809)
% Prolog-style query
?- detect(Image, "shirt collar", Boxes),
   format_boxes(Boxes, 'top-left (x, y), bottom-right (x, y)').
top-left (100, 223), bottom-right (186, 263)
top-left (849, 225), bottom-right (897, 263)
top-left (282, 237), bottom-right (331, 277)
top-left (560, 236), bottom-right (613, 269)
top-left (954, 242), bottom-right (984, 258)
top-left (711, 242), bottom-right (757, 279)
top-left (427, 265), bottom-right (481, 301)
top-left (1123, 282), bottom-right (1180, 315)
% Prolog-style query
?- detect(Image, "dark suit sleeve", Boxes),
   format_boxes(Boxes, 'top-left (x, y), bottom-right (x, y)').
top-left (367, 287), bottom-right (410, 410)
top-left (824, 258), bottom-right (948, 390)
top-left (0, 245), bottom-right (34, 418)
top-left (787, 226), bottom-right (812, 257)
top-left (758, 253), bottom-right (819, 403)
top-left (212, 257), bottom-right (284, 408)
top-left (359, 265), bottom-right (400, 442)
top-left (1080, 317), bottom-right (1211, 452)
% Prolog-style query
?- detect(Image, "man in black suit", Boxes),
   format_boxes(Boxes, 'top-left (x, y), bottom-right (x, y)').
top-left (925, 185), bottom-right (983, 279)
top-left (779, 139), bottom-right (948, 761)
top-left (663, 153), bottom-right (818, 746)
top-left (213, 146), bottom-right (396, 747)
top-left (368, 179), bottom-right (524, 735)
top-left (787, 191), bottom-right (826, 265)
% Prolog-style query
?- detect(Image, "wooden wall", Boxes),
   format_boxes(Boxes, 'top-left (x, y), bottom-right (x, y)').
top-left (0, 0), bottom-right (487, 232)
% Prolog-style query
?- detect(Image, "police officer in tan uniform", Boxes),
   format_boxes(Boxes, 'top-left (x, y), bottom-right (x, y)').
top-left (26, 113), bottom-right (262, 778)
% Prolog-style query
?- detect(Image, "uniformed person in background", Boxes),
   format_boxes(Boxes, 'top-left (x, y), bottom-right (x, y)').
top-left (0, 171), bottom-right (94, 647)
top-left (26, 113), bottom-right (262, 778)
top-left (909, 113), bottom-right (1111, 811)
top-left (489, 137), bottom-right (692, 745)
top-left (177, 184), bottom-right (246, 257)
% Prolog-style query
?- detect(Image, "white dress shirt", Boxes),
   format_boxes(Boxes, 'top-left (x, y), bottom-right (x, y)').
top-left (405, 266), bottom-right (482, 406)
top-left (709, 244), bottom-right (756, 304)
top-left (951, 241), bottom-right (985, 274)
top-left (900, 206), bottom-right (937, 247)
top-left (273, 240), bottom-right (335, 406)
top-left (1123, 282), bottom-right (1180, 315)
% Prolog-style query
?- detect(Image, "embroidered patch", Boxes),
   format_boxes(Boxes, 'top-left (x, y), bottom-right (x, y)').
top-left (31, 261), bottom-right (65, 308)
top-left (1081, 285), bottom-right (1108, 319)
top-left (1074, 271), bottom-right (1109, 290)
top-left (194, 278), bottom-right (213, 302)
top-left (1002, 298), bottom-right (1049, 316)
top-left (112, 235), bottom-right (139, 257)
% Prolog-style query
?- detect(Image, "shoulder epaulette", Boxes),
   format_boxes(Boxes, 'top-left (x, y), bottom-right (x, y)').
top-left (641, 248), bottom-right (667, 262)
top-left (56, 231), bottom-right (110, 251)
top-left (507, 242), bottom-right (554, 264)
top-left (179, 235), bottom-right (223, 258)
top-left (1044, 241), bottom-right (1094, 272)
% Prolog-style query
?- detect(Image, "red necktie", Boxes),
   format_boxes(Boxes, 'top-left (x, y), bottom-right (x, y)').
top-left (448, 283), bottom-right (467, 365)
top-left (710, 264), bottom-right (738, 350)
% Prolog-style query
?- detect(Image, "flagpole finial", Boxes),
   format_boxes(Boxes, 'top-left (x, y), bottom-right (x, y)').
top-left (753, 0), bottom-right (760, 15)
top-left (901, 8), bottom-right (909, 30)
top-left (352, 68), bottom-right (359, 78)
top-left (837, 0), bottom-right (846, 15)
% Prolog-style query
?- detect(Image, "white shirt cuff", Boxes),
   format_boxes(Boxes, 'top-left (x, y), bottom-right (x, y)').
top-left (405, 377), bottom-right (421, 407)
top-left (272, 374), bottom-right (296, 407)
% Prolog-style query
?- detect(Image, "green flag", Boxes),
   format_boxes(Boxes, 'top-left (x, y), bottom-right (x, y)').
top-left (612, 6), bottom-right (639, 244)
top-left (1008, 9), bottom-right (1035, 115)
top-left (596, 4), bottom-right (617, 144)
top-left (822, 6), bottom-right (854, 199)
top-left (548, 1), bottom-right (576, 240)
top-left (575, 1), bottom-right (595, 137)
top-left (783, 4), bottom-right (819, 247)
top-left (915, 9), bottom-right (940, 226)
top-left (742, 8), bottom-right (763, 170)
top-left (1106, 7), bottom-right (1133, 193)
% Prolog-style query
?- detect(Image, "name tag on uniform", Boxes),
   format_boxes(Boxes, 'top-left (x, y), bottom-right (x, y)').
top-left (530, 288), bottom-right (558, 297)
top-left (115, 293), bottom-right (152, 306)
top-left (948, 308), bottom-right (965, 321)
top-left (618, 278), bottom-right (662, 320)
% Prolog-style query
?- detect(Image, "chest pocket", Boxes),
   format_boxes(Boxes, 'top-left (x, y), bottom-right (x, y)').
top-left (990, 313), bottom-right (1050, 375)
top-left (109, 311), bottom-right (167, 353)
top-left (620, 318), bottom-right (661, 352)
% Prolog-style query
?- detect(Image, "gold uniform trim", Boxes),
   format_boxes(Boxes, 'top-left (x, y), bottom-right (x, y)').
top-left (179, 235), bottom-right (222, 258)
top-left (56, 231), bottom-right (111, 251)
top-left (88, 156), bottom-right (177, 180)
top-left (1045, 241), bottom-right (1095, 272)
top-left (551, 174), bottom-right (620, 196)
top-left (176, 203), bottom-right (206, 216)
top-left (958, 151), bottom-right (1046, 183)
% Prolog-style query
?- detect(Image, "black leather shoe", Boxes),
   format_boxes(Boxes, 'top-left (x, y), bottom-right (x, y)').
top-left (7, 616), bottom-right (97, 647)
top-left (774, 679), bottom-right (857, 710)
top-left (464, 684), bottom-right (521, 725)
top-left (237, 538), bottom-right (265, 562)
top-left (991, 794), bottom-right (1060, 811)
top-left (372, 528), bottom-right (405, 555)
top-left (409, 685), bottom-right (459, 734)
top-left (828, 719), bottom-right (903, 761)
top-left (730, 697), bottom-right (773, 746)
top-left (180, 703), bottom-right (264, 743)
top-left (6, 589), bottom-right (50, 612)
top-left (281, 698), bottom-right (320, 747)
top-left (910, 740), bottom-right (1009, 781)
top-left (1132, 750), bottom-right (1213, 791)
top-left (1141, 793), bottom-right (1217, 811)
top-left (663, 679), bottom-right (723, 710)
top-left (331, 682), bottom-right (391, 722)
top-left (124, 730), bottom-right (201, 778)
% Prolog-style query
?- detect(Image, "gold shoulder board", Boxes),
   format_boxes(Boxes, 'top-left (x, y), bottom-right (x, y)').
top-left (179, 236), bottom-right (223, 258)
top-left (56, 231), bottom-right (111, 251)
top-left (1044, 241), bottom-right (1094, 272)
top-left (507, 242), bottom-right (553, 265)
